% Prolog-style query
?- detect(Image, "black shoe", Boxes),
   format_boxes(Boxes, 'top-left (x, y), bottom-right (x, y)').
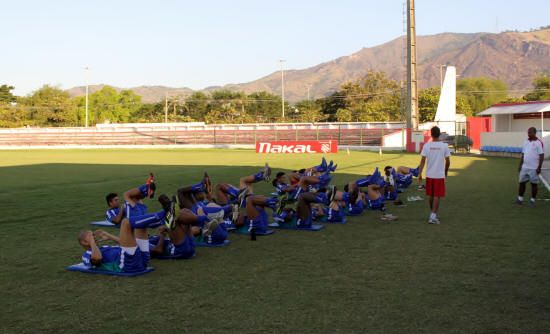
top-left (276, 197), bottom-right (287, 216)
top-left (164, 196), bottom-right (177, 230)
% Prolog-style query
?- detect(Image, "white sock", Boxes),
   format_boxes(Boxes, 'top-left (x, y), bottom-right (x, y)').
top-left (121, 246), bottom-right (137, 255)
top-left (518, 196), bottom-right (524, 201)
top-left (136, 238), bottom-right (150, 252)
top-left (530, 198), bottom-right (536, 202)
top-left (429, 212), bottom-right (436, 220)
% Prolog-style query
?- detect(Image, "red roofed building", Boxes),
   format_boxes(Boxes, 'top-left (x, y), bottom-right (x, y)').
top-left (477, 100), bottom-right (550, 156)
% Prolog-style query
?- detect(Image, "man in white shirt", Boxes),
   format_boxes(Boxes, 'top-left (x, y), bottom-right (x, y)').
top-left (418, 126), bottom-right (451, 224)
top-left (517, 127), bottom-right (545, 206)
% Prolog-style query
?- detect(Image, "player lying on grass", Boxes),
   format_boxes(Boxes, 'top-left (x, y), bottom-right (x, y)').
top-left (396, 165), bottom-right (421, 188)
top-left (214, 163), bottom-right (271, 206)
top-left (77, 212), bottom-right (165, 273)
top-left (237, 194), bottom-right (279, 232)
top-left (160, 194), bottom-right (229, 245)
top-left (292, 189), bottom-right (337, 228)
top-left (174, 172), bottom-right (212, 210)
top-left (383, 166), bottom-right (399, 201)
top-left (105, 192), bottom-right (170, 227)
top-left (272, 170), bottom-right (332, 200)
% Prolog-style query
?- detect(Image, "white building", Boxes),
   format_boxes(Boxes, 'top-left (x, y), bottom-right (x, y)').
top-left (478, 100), bottom-right (550, 156)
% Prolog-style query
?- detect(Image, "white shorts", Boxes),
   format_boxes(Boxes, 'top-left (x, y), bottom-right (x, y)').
top-left (519, 169), bottom-right (539, 184)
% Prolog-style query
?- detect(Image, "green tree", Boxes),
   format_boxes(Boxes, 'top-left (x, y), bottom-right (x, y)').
top-left (318, 92), bottom-right (347, 122)
top-left (0, 85), bottom-right (16, 104)
top-left (246, 91), bottom-right (284, 122)
top-left (322, 71), bottom-right (403, 122)
top-left (456, 77), bottom-right (508, 115)
top-left (23, 85), bottom-right (75, 126)
top-left (183, 92), bottom-right (209, 121)
top-left (292, 100), bottom-right (326, 123)
top-left (524, 74), bottom-right (550, 101)
top-left (335, 108), bottom-right (353, 122)
top-left (418, 87), bottom-right (440, 123)
top-left (75, 86), bottom-right (142, 125)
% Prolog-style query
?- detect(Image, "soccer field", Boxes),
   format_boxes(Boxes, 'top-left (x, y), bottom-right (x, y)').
top-left (1, 149), bottom-right (549, 333)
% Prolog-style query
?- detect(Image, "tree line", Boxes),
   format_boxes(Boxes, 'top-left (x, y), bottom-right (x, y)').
top-left (1, 72), bottom-right (549, 128)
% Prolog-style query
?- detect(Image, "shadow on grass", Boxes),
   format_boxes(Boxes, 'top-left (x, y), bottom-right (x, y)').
top-left (2, 157), bottom-right (550, 333)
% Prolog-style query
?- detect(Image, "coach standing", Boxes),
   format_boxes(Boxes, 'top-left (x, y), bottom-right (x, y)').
top-left (517, 127), bottom-right (544, 206)
top-left (418, 126), bottom-right (451, 224)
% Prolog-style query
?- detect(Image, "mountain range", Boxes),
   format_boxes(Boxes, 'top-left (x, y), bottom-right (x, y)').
top-left (67, 28), bottom-right (550, 103)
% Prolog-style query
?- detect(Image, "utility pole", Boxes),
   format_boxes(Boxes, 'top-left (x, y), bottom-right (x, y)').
top-left (84, 66), bottom-right (89, 127)
top-left (307, 85), bottom-right (311, 111)
top-left (279, 59), bottom-right (286, 121)
top-left (164, 93), bottom-right (168, 123)
top-left (406, 0), bottom-right (419, 130)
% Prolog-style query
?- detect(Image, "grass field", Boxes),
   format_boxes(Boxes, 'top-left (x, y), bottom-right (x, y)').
top-left (1, 149), bottom-right (549, 333)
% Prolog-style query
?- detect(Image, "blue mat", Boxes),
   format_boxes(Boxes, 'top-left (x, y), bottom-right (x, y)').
top-left (195, 239), bottom-right (231, 248)
top-left (268, 222), bottom-right (325, 231)
top-left (90, 220), bottom-right (118, 228)
top-left (153, 253), bottom-right (196, 260)
top-left (66, 263), bottom-right (154, 277)
top-left (233, 226), bottom-right (275, 236)
top-left (318, 217), bottom-right (347, 224)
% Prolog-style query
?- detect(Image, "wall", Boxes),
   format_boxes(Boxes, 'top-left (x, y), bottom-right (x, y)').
top-left (381, 130), bottom-right (406, 148)
top-left (467, 117), bottom-right (492, 150)
top-left (481, 132), bottom-right (550, 156)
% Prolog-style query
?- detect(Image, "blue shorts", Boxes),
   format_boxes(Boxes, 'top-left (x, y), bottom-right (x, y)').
top-left (348, 200), bottom-right (365, 215)
top-left (150, 235), bottom-right (196, 259)
top-left (246, 208), bottom-right (269, 233)
top-left (325, 207), bottom-right (345, 223)
top-left (368, 197), bottom-right (385, 210)
top-left (120, 248), bottom-right (146, 273)
top-left (396, 174), bottom-right (413, 188)
top-left (385, 191), bottom-right (398, 201)
top-left (203, 224), bottom-right (228, 245)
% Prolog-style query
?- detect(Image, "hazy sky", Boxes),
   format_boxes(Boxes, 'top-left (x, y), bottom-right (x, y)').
top-left (2, 0), bottom-right (549, 95)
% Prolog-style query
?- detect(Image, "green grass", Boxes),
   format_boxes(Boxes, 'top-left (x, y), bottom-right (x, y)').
top-left (1, 149), bottom-right (549, 333)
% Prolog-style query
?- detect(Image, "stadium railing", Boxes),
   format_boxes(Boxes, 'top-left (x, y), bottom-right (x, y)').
top-left (0, 122), bottom-right (405, 147)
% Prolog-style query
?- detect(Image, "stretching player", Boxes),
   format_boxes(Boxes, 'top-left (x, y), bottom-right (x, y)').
top-left (105, 192), bottom-right (168, 227)
top-left (240, 194), bottom-right (279, 233)
top-left (159, 194), bottom-right (228, 245)
top-left (396, 165), bottom-right (421, 188)
top-left (77, 212), bottom-right (164, 273)
top-left (215, 163), bottom-right (271, 206)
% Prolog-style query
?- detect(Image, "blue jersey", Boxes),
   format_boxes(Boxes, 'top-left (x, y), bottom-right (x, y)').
top-left (191, 201), bottom-right (209, 214)
top-left (82, 245), bottom-right (121, 268)
top-left (274, 182), bottom-right (289, 195)
top-left (105, 207), bottom-right (121, 223)
top-left (82, 245), bottom-right (145, 272)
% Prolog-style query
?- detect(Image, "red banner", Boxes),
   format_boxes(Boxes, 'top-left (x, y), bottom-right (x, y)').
top-left (256, 140), bottom-right (338, 154)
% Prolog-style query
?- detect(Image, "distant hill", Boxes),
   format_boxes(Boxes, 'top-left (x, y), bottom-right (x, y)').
top-left (67, 29), bottom-right (550, 103)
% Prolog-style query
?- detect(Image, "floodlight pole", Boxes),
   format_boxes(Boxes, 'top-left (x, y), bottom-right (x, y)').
top-left (279, 59), bottom-right (286, 120)
top-left (85, 66), bottom-right (89, 128)
top-left (406, 0), bottom-right (419, 130)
